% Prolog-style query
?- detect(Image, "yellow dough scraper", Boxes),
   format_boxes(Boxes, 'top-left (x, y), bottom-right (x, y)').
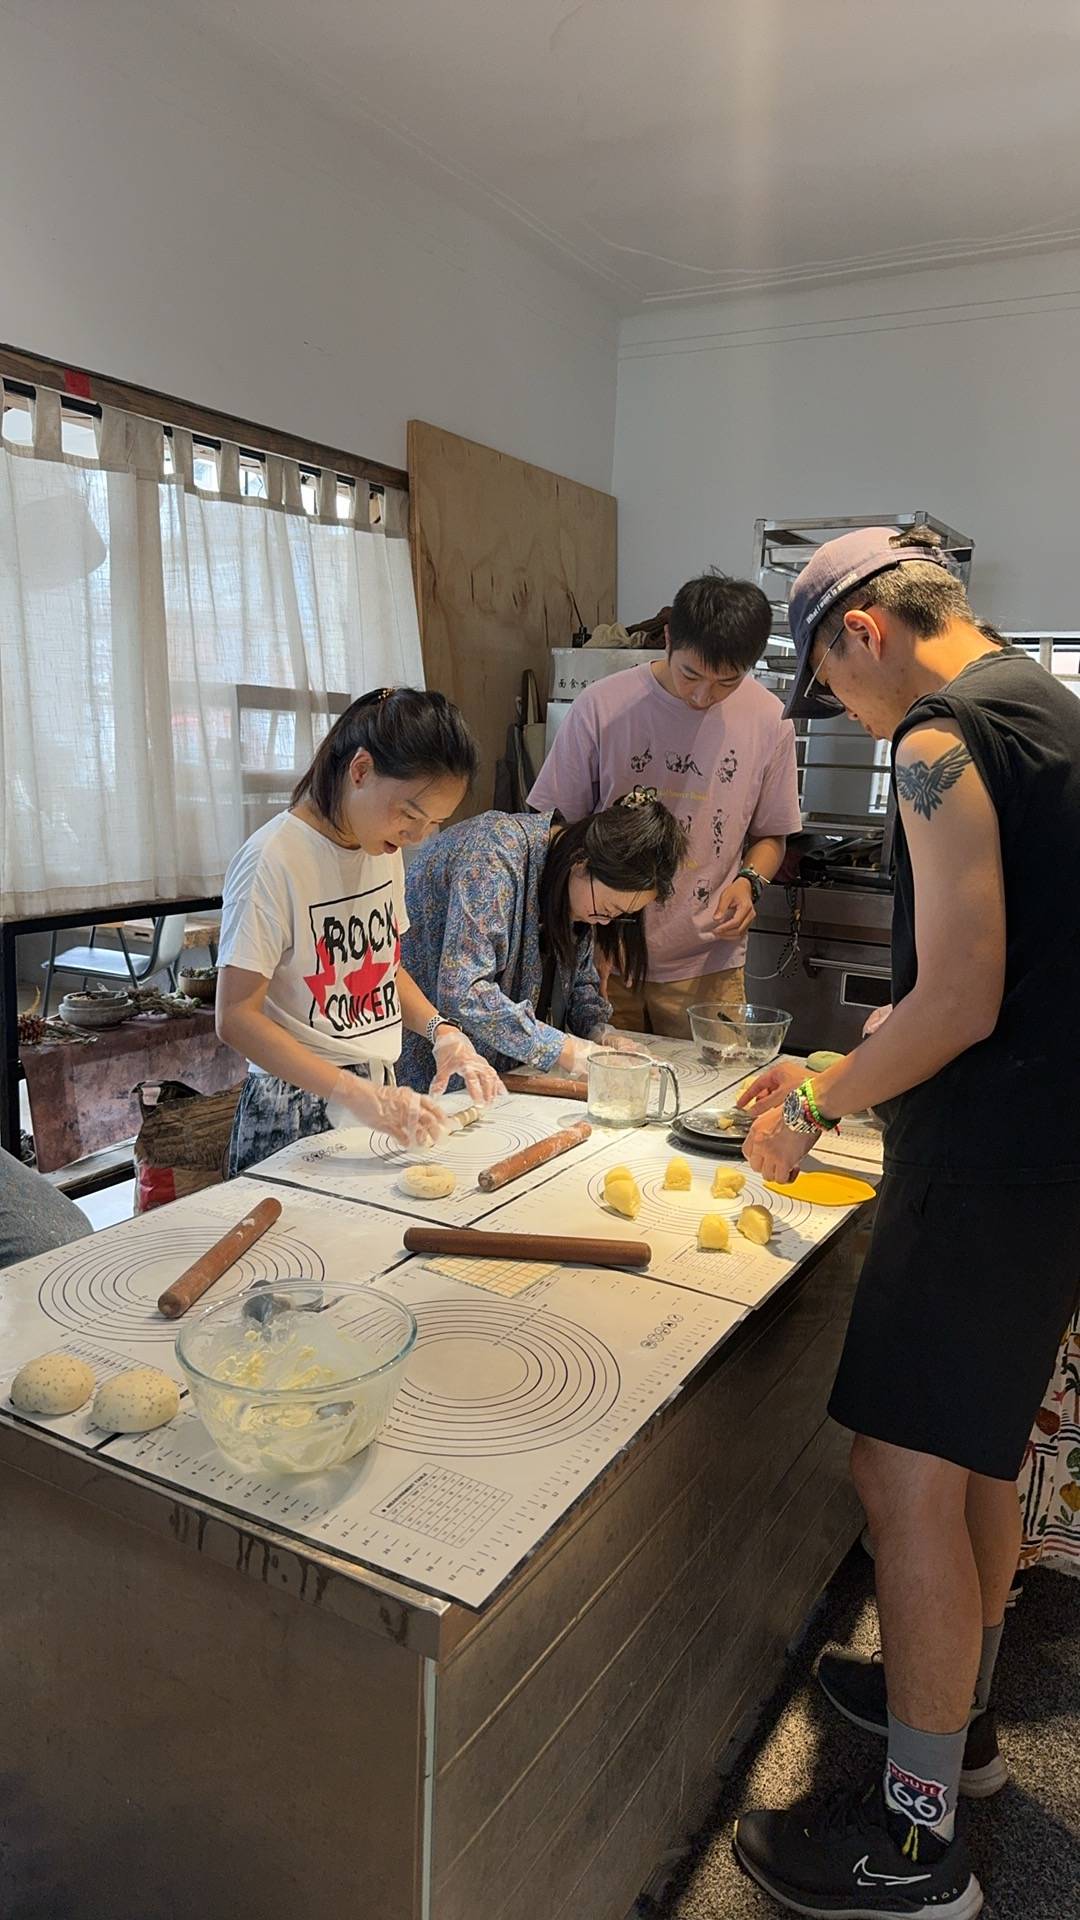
top-left (764, 1170), bottom-right (876, 1207)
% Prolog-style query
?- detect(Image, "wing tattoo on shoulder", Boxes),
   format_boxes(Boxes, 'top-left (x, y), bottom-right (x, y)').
top-left (895, 741), bottom-right (973, 820)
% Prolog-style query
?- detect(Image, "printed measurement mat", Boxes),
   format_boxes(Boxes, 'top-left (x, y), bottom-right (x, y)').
top-left (812, 1117), bottom-right (885, 1171)
top-left (103, 1259), bottom-right (744, 1607)
top-left (480, 1130), bottom-right (866, 1310)
top-left (248, 1092), bottom-right (621, 1225)
top-left (0, 1179), bottom-right (421, 1448)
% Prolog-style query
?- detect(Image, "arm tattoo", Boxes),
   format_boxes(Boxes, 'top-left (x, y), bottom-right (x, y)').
top-left (895, 741), bottom-right (973, 820)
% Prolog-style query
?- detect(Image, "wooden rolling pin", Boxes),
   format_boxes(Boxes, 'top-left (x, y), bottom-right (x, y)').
top-left (157, 1196), bottom-right (282, 1319)
top-left (477, 1119), bottom-right (592, 1192)
top-left (501, 1073), bottom-right (587, 1101)
top-left (403, 1225), bottom-right (651, 1270)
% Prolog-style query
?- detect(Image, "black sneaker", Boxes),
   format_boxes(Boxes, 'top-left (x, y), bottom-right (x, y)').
top-left (816, 1651), bottom-right (1009, 1799)
top-left (734, 1780), bottom-right (984, 1918)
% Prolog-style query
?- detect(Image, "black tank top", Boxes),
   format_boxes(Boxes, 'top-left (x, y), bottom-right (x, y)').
top-left (880, 647), bottom-right (1080, 1182)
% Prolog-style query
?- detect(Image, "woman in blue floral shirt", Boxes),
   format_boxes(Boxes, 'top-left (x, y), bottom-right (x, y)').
top-left (399, 792), bottom-right (685, 1090)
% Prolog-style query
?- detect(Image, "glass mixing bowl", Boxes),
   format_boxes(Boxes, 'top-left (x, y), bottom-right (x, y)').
top-left (175, 1281), bottom-right (416, 1475)
top-left (686, 1002), bottom-right (793, 1071)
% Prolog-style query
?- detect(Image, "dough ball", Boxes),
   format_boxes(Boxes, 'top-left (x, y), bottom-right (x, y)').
top-left (663, 1156), bottom-right (692, 1191)
top-left (738, 1204), bottom-right (774, 1247)
top-left (603, 1165), bottom-right (633, 1188)
top-left (697, 1213), bottom-right (730, 1251)
top-left (92, 1367), bottom-right (180, 1433)
top-left (400, 1163), bottom-right (457, 1200)
top-left (604, 1175), bottom-right (641, 1220)
top-left (711, 1167), bottom-right (746, 1199)
top-left (10, 1351), bottom-right (95, 1416)
top-left (807, 1050), bottom-right (845, 1073)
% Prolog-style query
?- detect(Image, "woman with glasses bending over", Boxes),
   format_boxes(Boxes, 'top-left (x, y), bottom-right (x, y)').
top-left (397, 791), bottom-right (687, 1092)
top-left (217, 688), bottom-right (502, 1177)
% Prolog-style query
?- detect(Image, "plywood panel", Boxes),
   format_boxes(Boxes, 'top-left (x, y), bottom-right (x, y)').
top-left (408, 421), bottom-right (617, 813)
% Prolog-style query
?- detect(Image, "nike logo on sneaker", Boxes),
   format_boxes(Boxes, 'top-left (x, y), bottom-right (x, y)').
top-left (853, 1856), bottom-right (933, 1887)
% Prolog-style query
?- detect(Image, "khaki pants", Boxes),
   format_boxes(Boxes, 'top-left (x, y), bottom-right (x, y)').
top-left (606, 966), bottom-right (746, 1041)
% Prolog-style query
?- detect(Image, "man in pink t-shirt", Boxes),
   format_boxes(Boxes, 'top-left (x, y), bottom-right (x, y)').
top-left (528, 574), bottom-right (800, 1037)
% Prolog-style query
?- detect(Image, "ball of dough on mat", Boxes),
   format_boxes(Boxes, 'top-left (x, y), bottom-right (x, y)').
top-left (400, 1163), bottom-right (457, 1200)
top-left (663, 1156), bottom-right (692, 1191)
top-left (604, 1175), bottom-right (641, 1220)
top-left (92, 1367), bottom-right (180, 1433)
top-left (603, 1165), bottom-right (633, 1188)
top-left (10, 1351), bottom-right (95, 1417)
top-left (807, 1049), bottom-right (845, 1073)
top-left (697, 1214), bottom-right (730, 1251)
top-left (711, 1167), bottom-right (746, 1199)
top-left (738, 1204), bottom-right (774, 1247)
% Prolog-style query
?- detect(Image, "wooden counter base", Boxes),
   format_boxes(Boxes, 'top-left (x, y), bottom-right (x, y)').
top-left (0, 1214), bottom-right (868, 1920)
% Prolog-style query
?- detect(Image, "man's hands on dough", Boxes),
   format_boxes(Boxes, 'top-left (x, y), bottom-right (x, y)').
top-left (742, 1105), bottom-right (815, 1184)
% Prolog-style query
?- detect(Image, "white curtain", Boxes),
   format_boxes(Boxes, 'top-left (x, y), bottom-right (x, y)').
top-left (0, 386), bottom-right (423, 917)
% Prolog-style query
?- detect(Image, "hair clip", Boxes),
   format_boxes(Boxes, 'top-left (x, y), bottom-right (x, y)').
top-left (620, 785), bottom-right (658, 809)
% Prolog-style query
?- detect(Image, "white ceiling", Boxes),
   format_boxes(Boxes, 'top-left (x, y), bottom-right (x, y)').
top-left (176, 0), bottom-right (1080, 310)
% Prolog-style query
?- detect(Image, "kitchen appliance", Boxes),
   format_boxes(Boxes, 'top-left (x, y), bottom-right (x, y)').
top-left (747, 827), bottom-right (894, 1054)
top-left (544, 646), bottom-right (665, 753)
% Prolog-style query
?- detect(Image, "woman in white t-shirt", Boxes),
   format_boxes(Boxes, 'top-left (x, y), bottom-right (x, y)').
top-left (217, 687), bottom-right (501, 1176)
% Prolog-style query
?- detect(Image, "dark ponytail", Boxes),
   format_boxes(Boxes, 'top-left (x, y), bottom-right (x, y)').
top-left (539, 793), bottom-right (688, 992)
top-left (292, 687), bottom-right (479, 828)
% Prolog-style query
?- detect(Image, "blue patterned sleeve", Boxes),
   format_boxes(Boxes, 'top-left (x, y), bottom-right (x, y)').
top-left (564, 932), bottom-right (612, 1038)
top-left (436, 851), bottom-right (564, 1071)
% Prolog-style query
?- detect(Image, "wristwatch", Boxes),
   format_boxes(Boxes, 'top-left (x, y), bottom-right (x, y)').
top-left (425, 1014), bottom-right (461, 1046)
top-left (783, 1088), bottom-right (821, 1138)
top-left (736, 865), bottom-right (766, 905)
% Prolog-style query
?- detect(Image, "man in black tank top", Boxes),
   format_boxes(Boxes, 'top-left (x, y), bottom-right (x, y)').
top-left (732, 529), bottom-right (1080, 1920)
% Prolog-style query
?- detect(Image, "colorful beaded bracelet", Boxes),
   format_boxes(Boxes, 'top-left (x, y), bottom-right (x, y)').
top-left (799, 1078), bottom-right (841, 1132)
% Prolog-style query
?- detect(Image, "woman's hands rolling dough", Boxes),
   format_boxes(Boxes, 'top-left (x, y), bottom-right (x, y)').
top-left (428, 1028), bottom-right (502, 1106)
top-left (588, 1025), bottom-right (644, 1055)
top-left (559, 1034), bottom-right (600, 1081)
top-left (335, 1072), bottom-right (447, 1149)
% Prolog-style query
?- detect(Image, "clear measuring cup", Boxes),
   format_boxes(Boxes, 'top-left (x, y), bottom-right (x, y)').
top-left (587, 1049), bottom-right (680, 1128)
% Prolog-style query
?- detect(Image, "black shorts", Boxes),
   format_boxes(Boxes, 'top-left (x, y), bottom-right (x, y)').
top-left (829, 1170), bottom-right (1080, 1481)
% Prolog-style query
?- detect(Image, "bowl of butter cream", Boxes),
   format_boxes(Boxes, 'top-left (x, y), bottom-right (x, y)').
top-left (175, 1281), bottom-right (416, 1475)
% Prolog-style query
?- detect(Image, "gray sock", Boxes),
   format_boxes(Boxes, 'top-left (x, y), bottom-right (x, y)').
top-left (973, 1619), bottom-right (1004, 1716)
top-left (884, 1713), bottom-right (967, 1841)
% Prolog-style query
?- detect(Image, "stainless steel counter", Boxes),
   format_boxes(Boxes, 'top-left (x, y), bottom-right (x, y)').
top-left (0, 1211), bottom-right (869, 1920)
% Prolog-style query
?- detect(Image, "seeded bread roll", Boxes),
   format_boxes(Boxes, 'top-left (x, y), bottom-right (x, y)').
top-left (92, 1368), bottom-right (180, 1433)
top-left (10, 1352), bottom-right (95, 1417)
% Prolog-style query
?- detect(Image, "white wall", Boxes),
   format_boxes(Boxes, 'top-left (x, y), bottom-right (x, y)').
top-left (613, 250), bottom-right (1080, 628)
top-left (0, 0), bottom-right (617, 491)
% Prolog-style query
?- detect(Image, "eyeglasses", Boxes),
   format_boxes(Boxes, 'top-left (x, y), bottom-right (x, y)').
top-left (802, 620), bottom-right (846, 713)
top-left (589, 875), bottom-right (641, 925)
